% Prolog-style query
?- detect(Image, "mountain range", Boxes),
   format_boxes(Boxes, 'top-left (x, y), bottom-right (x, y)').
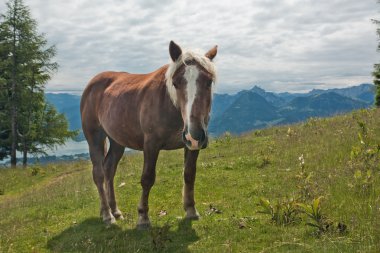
top-left (45, 83), bottom-right (375, 139)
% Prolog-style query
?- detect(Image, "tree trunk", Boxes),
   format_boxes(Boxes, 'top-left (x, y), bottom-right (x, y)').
top-left (10, 104), bottom-right (17, 167)
top-left (22, 141), bottom-right (27, 167)
top-left (10, 2), bottom-right (17, 168)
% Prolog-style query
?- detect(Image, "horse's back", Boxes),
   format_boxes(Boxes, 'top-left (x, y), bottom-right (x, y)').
top-left (81, 68), bottom-right (166, 101)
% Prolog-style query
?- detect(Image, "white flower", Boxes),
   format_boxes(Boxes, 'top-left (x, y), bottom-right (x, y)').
top-left (298, 154), bottom-right (305, 165)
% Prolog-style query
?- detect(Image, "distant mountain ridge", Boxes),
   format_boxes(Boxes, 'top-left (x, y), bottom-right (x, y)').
top-left (277, 84), bottom-right (375, 104)
top-left (45, 83), bottom-right (375, 139)
top-left (209, 83), bottom-right (373, 135)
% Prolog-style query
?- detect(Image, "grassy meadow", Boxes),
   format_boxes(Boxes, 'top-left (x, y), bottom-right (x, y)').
top-left (0, 109), bottom-right (380, 252)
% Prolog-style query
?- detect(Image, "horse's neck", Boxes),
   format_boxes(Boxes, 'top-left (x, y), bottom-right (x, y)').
top-left (150, 65), bottom-right (180, 112)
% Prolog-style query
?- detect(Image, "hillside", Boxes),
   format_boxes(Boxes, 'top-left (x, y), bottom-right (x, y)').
top-left (1, 109), bottom-right (379, 252)
top-left (210, 84), bottom-right (373, 135)
top-left (279, 92), bottom-right (368, 123)
top-left (45, 93), bottom-right (82, 131)
top-left (209, 92), bottom-right (282, 134)
top-left (45, 93), bottom-right (84, 141)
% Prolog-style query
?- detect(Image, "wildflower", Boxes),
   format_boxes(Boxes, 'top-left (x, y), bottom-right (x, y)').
top-left (287, 127), bottom-right (292, 136)
top-left (298, 154), bottom-right (305, 166)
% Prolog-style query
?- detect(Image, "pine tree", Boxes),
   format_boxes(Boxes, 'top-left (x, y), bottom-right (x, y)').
top-left (0, 51), bottom-right (10, 159)
top-left (18, 103), bottom-right (77, 165)
top-left (0, 0), bottom-right (76, 166)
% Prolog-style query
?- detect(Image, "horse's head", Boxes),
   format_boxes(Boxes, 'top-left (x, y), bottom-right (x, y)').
top-left (165, 41), bottom-right (217, 150)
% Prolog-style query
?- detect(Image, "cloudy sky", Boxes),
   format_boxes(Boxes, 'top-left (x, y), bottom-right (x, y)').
top-left (0, 0), bottom-right (379, 94)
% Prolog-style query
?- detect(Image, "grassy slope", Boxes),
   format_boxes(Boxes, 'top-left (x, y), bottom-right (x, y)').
top-left (0, 109), bottom-right (380, 253)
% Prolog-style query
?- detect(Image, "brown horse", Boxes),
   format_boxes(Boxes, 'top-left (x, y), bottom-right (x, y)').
top-left (80, 41), bottom-right (217, 228)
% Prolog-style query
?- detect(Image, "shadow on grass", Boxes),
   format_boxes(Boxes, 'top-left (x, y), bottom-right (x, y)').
top-left (47, 217), bottom-right (199, 252)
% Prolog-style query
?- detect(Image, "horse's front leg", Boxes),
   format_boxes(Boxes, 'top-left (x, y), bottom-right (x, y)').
top-left (137, 138), bottom-right (160, 229)
top-left (183, 148), bottom-right (200, 219)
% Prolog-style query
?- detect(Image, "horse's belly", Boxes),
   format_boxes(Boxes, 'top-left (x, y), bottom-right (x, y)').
top-left (103, 122), bottom-right (144, 150)
top-left (104, 122), bottom-right (183, 151)
top-left (99, 107), bottom-right (144, 150)
top-left (161, 136), bottom-right (185, 150)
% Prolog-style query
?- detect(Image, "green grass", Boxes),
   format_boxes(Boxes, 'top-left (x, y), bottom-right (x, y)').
top-left (1, 109), bottom-right (380, 252)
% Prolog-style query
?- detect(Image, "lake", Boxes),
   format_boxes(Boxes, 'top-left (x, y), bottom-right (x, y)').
top-left (46, 140), bottom-right (89, 156)
top-left (0, 140), bottom-right (136, 166)
top-left (0, 140), bottom-right (89, 165)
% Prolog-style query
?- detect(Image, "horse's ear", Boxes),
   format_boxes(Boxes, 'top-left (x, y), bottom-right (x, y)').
top-left (205, 45), bottom-right (218, 61)
top-left (169, 41), bottom-right (182, 62)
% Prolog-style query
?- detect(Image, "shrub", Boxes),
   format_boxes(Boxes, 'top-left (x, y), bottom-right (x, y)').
top-left (297, 197), bottom-right (347, 235)
top-left (258, 197), bottom-right (300, 225)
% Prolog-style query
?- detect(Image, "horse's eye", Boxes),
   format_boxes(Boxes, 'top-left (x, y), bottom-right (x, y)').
top-left (173, 82), bottom-right (178, 89)
top-left (207, 80), bottom-right (212, 88)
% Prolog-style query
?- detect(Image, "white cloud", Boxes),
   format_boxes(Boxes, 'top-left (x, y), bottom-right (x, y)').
top-left (0, 0), bottom-right (378, 93)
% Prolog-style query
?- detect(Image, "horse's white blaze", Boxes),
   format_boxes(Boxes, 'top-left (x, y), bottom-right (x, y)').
top-left (165, 50), bottom-right (216, 107)
top-left (184, 65), bottom-right (199, 128)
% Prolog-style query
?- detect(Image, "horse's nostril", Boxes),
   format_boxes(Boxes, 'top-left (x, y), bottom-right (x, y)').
top-left (183, 128), bottom-right (207, 148)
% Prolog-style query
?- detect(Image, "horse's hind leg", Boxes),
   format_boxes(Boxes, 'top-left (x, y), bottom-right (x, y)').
top-left (87, 129), bottom-right (115, 225)
top-left (104, 138), bottom-right (125, 220)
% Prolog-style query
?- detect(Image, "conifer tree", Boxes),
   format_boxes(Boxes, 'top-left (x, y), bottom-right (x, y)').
top-left (0, 0), bottom-right (76, 166)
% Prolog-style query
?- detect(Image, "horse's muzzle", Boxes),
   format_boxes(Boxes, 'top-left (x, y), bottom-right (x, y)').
top-left (182, 127), bottom-right (208, 150)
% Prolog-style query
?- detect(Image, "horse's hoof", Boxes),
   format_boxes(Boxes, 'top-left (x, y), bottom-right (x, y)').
top-left (185, 208), bottom-right (200, 220)
top-left (104, 216), bottom-right (116, 227)
top-left (136, 222), bottom-right (151, 230)
top-left (185, 214), bottom-right (200, 220)
top-left (113, 210), bottom-right (124, 220)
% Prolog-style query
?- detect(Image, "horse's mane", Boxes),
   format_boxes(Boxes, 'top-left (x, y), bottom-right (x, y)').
top-left (165, 50), bottom-right (216, 106)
